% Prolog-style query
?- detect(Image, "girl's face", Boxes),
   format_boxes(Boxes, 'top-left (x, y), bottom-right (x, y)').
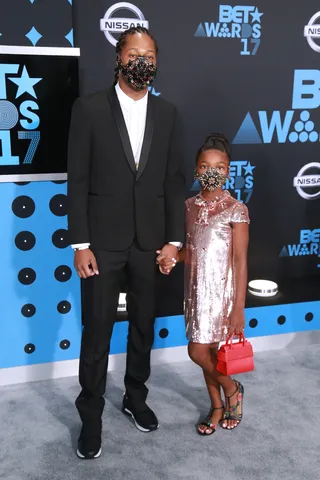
top-left (196, 149), bottom-right (229, 177)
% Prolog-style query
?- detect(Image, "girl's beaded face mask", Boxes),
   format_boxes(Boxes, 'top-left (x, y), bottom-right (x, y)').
top-left (194, 167), bottom-right (228, 192)
top-left (118, 56), bottom-right (157, 91)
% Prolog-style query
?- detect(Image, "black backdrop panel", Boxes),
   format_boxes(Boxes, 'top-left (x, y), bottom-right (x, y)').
top-left (0, 1), bottom-right (77, 179)
top-left (0, 53), bottom-right (78, 177)
top-left (73, 1), bottom-right (320, 314)
top-left (0, 0), bottom-right (73, 48)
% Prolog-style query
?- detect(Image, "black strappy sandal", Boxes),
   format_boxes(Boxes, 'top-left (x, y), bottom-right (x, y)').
top-left (221, 380), bottom-right (244, 430)
top-left (197, 406), bottom-right (224, 436)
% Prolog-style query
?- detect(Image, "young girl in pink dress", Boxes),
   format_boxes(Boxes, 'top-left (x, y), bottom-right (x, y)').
top-left (161, 133), bottom-right (250, 434)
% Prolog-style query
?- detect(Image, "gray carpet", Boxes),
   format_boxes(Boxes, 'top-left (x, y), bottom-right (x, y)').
top-left (0, 345), bottom-right (319, 480)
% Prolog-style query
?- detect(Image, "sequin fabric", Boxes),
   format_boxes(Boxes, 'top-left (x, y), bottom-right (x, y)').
top-left (184, 190), bottom-right (250, 344)
top-left (117, 57), bottom-right (157, 90)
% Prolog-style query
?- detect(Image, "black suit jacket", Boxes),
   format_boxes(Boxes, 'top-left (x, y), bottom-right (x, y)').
top-left (67, 87), bottom-right (185, 251)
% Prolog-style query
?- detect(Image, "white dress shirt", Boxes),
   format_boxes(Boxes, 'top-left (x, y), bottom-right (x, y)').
top-left (71, 83), bottom-right (182, 251)
top-left (115, 82), bottom-right (147, 168)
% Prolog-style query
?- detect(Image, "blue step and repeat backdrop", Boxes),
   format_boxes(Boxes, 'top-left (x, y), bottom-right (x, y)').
top-left (0, 0), bottom-right (319, 370)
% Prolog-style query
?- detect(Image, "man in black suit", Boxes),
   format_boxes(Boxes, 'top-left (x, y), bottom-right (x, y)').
top-left (67, 27), bottom-right (185, 459)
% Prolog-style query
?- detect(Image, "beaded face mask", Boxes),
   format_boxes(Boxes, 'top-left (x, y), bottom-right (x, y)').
top-left (194, 167), bottom-right (228, 192)
top-left (118, 56), bottom-right (157, 90)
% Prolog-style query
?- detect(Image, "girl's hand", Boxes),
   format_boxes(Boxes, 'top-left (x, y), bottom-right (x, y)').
top-left (156, 250), bottom-right (178, 275)
top-left (227, 309), bottom-right (245, 336)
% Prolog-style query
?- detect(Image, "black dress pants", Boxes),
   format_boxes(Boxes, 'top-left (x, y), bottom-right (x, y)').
top-left (75, 242), bottom-right (157, 433)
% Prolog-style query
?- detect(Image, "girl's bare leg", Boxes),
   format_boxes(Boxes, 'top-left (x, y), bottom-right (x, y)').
top-left (188, 342), bottom-right (242, 429)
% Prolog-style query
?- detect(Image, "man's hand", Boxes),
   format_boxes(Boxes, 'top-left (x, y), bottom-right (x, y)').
top-left (156, 244), bottom-right (179, 275)
top-left (74, 249), bottom-right (99, 279)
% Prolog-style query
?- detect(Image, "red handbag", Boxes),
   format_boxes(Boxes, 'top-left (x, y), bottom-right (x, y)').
top-left (216, 333), bottom-right (254, 376)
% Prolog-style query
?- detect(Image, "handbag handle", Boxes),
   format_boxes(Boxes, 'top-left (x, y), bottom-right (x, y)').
top-left (225, 332), bottom-right (246, 348)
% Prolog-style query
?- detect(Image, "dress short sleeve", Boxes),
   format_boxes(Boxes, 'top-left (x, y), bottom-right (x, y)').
top-left (230, 202), bottom-right (250, 224)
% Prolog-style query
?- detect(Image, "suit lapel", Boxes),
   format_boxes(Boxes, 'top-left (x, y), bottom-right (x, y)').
top-left (136, 93), bottom-right (155, 180)
top-left (107, 87), bottom-right (136, 174)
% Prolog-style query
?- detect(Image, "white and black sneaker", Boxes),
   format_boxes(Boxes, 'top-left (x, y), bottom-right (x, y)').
top-left (122, 394), bottom-right (159, 432)
top-left (76, 435), bottom-right (102, 460)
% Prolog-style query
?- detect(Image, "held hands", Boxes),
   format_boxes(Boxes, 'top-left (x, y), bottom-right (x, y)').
top-left (227, 309), bottom-right (245, 336)
top-left (75, 245), bottom-right (178, 278)
top-left (156, 244), bottom-right (179, 275)
top-left (74, 249), bottom-right (99, 279)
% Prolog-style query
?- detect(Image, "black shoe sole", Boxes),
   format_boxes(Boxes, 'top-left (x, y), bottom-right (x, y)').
top-left (122, 406), bottom-right (159, 432)
top-left (76, 447), bottom-right (102, 459)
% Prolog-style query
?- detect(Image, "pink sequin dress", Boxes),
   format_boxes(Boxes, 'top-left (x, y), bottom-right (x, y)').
top-left (184, 190), bottom-right (250, 344)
